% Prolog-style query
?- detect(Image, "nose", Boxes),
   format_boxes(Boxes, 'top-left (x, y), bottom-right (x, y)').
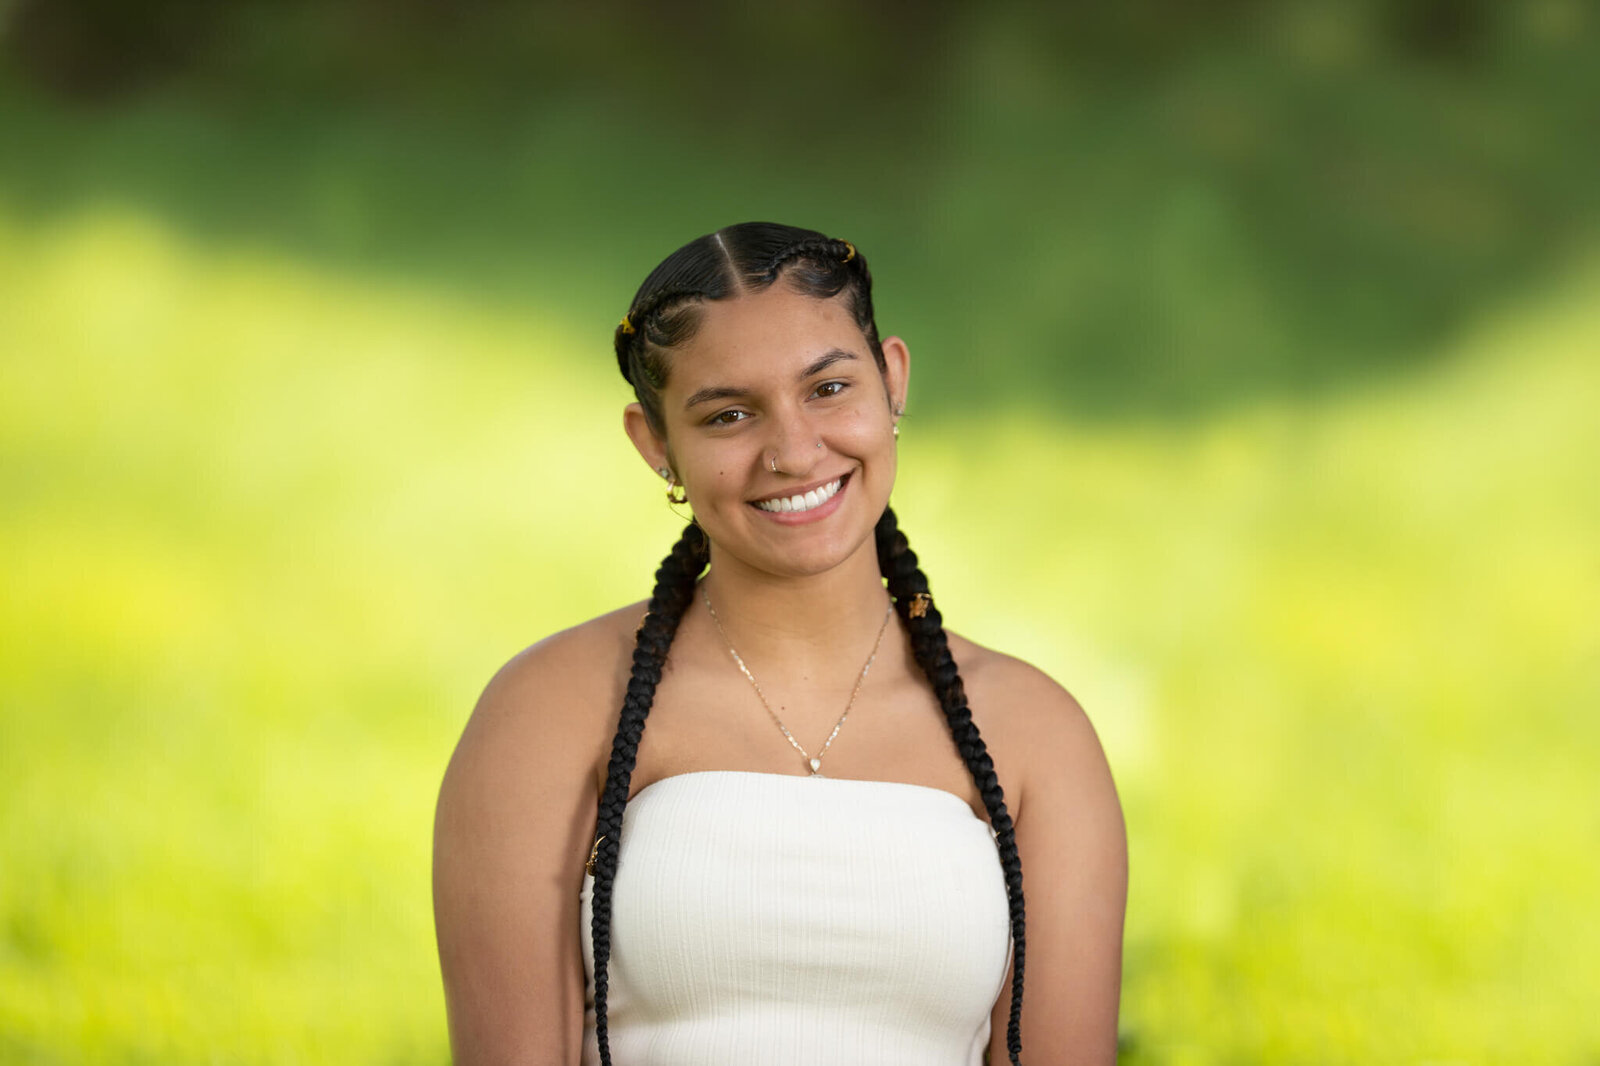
top-left (766, 406), bottom-right (822, 477)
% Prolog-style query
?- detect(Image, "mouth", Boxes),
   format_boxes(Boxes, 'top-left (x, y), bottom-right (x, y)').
top-left (751, 473), bottom-right (849, 514)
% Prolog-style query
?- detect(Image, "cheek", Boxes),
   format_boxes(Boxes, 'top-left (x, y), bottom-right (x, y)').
top-left (838, 407), bottom-right (890, 447)
top-left (691, 456), bottom-right (747, 501)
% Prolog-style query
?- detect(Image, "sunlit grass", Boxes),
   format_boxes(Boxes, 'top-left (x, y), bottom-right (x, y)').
top-left (2, 203), bottom-right (1597, 1064)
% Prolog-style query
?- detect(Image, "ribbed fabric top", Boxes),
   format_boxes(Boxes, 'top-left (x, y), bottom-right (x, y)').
top-left (579, 770), bottom-right (1012, 1066)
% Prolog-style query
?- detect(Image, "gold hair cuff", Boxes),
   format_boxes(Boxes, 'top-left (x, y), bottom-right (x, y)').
top-left (840, 241), bottom-right (857, 263)
top-left (619, 315), bottom-right (635, 335)
top-left (907, 592), bottom-right (932, 619)
top-left (586, 835), bottom-right (606, 876)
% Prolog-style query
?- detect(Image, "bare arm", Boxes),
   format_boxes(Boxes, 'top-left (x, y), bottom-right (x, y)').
top-left (985, 667), bottom-right (1128, 1066)
top-left (433, 625), bottom-right (622, 1065)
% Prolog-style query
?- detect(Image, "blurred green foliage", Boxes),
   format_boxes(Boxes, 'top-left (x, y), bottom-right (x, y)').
top-left (4, 1), bottom-right (1598, 415)
top-left (2, 3), bottom-right (1598, 1064)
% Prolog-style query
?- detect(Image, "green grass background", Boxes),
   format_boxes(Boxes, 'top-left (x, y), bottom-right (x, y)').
top-left (3, 5), bottom-right (1600, 1063)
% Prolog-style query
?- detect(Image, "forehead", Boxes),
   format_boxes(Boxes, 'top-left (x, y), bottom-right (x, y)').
top-left (672, 284), bottom-right (865, 382)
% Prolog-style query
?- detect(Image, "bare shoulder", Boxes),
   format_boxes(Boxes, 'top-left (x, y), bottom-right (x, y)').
top-left (465, 601), bottom-right (646, 735)
top-left (943, 629), bottom-right (1094, 752)
top-left (943, 630), bottom-right (1120, 825)
top-left (432, 602), bottom-right (646, 1064)
top-left (436, 596), bottom-right (648, 872)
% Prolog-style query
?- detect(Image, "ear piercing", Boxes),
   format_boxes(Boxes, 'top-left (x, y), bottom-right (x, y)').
top-left (656, 465), bottom-right (687, 505)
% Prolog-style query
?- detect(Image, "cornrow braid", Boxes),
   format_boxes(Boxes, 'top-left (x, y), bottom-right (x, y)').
top-left (589, 521), bottom-right (709, 1066)
top-left (614, 288), bottom-right (702, 392)
top-left (875, 506), bottom-right (1027, 1065)
top-left (758, 235), bottom-right (857, 286)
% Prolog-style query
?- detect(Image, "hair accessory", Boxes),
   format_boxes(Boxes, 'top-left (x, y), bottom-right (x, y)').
top-left (666, 476), bottom-right (688, 506)
top-left (907, 592), bottom-right (932, 619)
top-left (619, 314), bottom-right (635, 335)
top-left (704, 586), bottom-right (893, 776)
top-left (585, 835), bottom-right (606, 876)
top-left (840, 241), bottom-right (856, 263)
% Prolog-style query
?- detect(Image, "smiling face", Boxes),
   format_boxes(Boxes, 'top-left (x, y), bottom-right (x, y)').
top-left (624, 281), bottom-right (909, 582)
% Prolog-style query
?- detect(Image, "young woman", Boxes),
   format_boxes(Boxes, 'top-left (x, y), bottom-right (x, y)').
top-left (433, 223), bottom-right (1127, 1065)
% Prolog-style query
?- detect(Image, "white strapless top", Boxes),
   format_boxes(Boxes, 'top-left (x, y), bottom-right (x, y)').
top-left (579, 770), bottom-right (1012, 1066)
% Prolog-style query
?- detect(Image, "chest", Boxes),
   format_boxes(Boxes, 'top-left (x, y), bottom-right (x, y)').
top-left (632, 656), bottom-right (985, 815)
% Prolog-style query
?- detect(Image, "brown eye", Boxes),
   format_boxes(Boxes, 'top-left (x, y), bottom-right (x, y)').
top-left (813, 381), bottom-right (846, 398)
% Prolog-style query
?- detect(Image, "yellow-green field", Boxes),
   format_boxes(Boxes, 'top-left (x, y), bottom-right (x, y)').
top-left (2, 202), bottom-right (1597, 1065)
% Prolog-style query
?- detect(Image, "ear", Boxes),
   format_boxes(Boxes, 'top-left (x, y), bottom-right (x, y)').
top-left (623, 402), bottom-right (671, 476)
top-left (880, 335), bottom-right (911, 416)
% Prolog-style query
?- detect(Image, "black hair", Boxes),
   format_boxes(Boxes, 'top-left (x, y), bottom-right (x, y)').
top-left (592, 223), bottom-right (1026, 1063)
top-left (614, 221), bottom-right (885, 435)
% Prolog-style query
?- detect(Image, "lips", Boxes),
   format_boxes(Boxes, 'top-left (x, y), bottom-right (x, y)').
top-left (752, 474), bottom-right (847, 514)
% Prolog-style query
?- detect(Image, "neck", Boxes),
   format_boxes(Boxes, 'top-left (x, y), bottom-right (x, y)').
top-left (698, 537), bottom-right (893, 679)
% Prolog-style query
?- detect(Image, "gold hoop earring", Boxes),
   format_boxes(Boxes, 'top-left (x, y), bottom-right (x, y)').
top-left (666, 477), bottom-right (688, 506)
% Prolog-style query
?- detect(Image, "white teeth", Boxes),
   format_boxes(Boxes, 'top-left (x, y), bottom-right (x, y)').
top-left (756, 477), bottom-right (842, 513)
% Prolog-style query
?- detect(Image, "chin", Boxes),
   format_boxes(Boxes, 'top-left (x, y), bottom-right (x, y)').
top-left (764, 539), bottom-right (867, 578)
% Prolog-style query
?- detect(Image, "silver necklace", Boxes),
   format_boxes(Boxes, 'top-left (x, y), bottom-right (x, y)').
top-left (702, 586), bottom-right (894, 776)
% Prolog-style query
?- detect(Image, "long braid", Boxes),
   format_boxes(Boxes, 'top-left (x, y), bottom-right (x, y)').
top-left (590, 521), bottom-right (709, 1065)
top-left (875, 506), bottom-right (1027, 1064)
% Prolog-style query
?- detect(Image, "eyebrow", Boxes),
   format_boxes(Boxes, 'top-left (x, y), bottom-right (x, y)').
top-left (682, 348), bottom-right (860, 410)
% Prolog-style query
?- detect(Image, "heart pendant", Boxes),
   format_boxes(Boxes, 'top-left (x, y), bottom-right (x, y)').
top-left (808, 757), bottom-right (822, 774)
